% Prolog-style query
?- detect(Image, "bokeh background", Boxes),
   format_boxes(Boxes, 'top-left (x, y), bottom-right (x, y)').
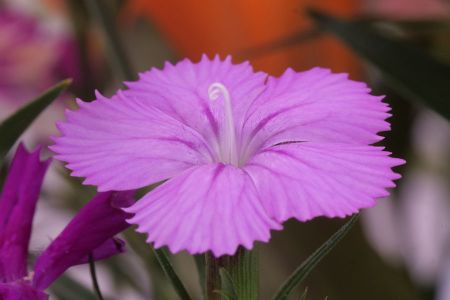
top-left (1, 0), bottom-right (449, 299)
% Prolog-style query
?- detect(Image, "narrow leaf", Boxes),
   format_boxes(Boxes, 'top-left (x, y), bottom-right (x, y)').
top-left (272, 215), bottom-right (359, 300)
top-left (123, 229), bottom-right (176, 299)
top-left (0, 79), bottom-right (71, 163)
top-left (213, 290), bottom-right (233, 300)
top-left (206, 248), bottom-right (258, 300)
top-left (153, 247), bottom-right (192, 300)
top-left (51, 275), bottom-right (99, 300)
top-left (218, 268), bottom-right (238, 300)
top-left (194, 255), bottom-right (206, 297)
top-left (309, 10), bottom-right (450, 120)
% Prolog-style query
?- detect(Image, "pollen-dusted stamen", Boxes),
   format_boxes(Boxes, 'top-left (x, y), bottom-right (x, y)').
top-left (208, 82), bottom-right (238, 166)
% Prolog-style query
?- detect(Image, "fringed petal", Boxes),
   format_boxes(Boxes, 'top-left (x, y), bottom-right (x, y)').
top-left (125, 164), bottom-right (281, 257)
top-left (245, 142), bottom-right (405, 222)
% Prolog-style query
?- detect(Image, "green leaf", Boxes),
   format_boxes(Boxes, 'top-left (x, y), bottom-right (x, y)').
top-left (194, 255), bottom-right (206, 297)
top-left (217, 268), bottom-right (238, 300)
top-left (272, 215), bottom-right (359, 300)
top-left (51, 275), bottom-right (100, 300)
top-left (206, 248), bottom-right (258, 300)
top-left (309, 10), bottom-right (450, 120)
top-left (153, 247), bottom-right (192, 300)
top-left (123, 229), bottom-right (177, 299)
top-left (0, 79), bottom-right (71, 163)
top-left (213, 290), bottom-right (234, 300)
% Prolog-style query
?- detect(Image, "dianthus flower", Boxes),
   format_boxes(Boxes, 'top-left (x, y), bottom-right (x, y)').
top-left (0, 144), bottom-right (133, 299)
top-left (52, 56), bottom-right (404, 256)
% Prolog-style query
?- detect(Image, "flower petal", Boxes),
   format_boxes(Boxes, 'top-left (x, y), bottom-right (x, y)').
top-left (0, 144), bottom-right (50, 282)
top-left (0, 282), bottom-right (47, 300)
top-left (124, 55), bottom-right (267, 143)
top-left (51, 56), bottom-right (267, 192)
top-left (244, 142), bottom-right (405, 223)
top-left (51, 92), bottom-right (212, 191)
top-left (76, 238), bottom-right (125, 265)
top-left (32, 191), bottom-right (134, 290)
top-left (241, 68), bottom-right (391, 158)
top-left (125, 164), bottom-right (281, 257)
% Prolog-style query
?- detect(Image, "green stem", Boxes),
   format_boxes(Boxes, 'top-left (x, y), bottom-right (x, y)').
top-left (206, 248), bottom-right (258, 300)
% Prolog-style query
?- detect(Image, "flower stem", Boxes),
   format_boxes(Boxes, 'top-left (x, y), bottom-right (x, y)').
top-left (206, 247), bottom-right (258, 300)
top-left (88, 254), bottom-right (104, 300)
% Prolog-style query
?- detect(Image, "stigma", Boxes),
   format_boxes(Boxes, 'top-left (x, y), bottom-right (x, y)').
top-left (208, 82), bottom-right (239, 166)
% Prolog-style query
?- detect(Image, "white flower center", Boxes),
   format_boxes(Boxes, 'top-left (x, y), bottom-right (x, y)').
top-left (208, 82), bottom-right (238, 166)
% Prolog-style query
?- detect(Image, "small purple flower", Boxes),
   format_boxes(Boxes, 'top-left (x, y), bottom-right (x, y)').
top-left (51, 55), bottom-right (405, 257)
top-left (0, 145), bottom-right (133, 299)
top-left (0, 10), bottom-right (58, 104)
top-left (0, 9), bottom-right (82, 145)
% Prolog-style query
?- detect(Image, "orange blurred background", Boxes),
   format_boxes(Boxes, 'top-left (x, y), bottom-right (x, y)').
top-left (125, 0), bottom-right (361, 76)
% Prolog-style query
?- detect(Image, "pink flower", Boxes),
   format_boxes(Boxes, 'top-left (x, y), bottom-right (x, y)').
top-left (51, 55), bottom-right (404, 256)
